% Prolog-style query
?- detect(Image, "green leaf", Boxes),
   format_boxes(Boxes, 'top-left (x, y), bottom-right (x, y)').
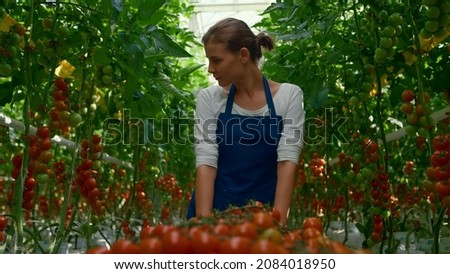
top-left (93, 48), bottom-right (112, 67)
top-left (137, 9), bottom-right (167, 27)
top-left (177, 64), bottom-right (204, 79)
top-left (153, 72), bottom-right (186, 98)
top-left (310, 88), bottom-right (329, 109)
top-left (136, 0), bottom-right (166, 25)
top-left (124, 40), bottom-right (145, 76)
top-left (149, 29), bottom-right (192, 57)
top-left (261, 3), bottom-right (284, 15)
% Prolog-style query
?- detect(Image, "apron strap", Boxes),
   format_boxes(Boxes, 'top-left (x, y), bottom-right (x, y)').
top-left (224, 76), bottom-right (277, 117)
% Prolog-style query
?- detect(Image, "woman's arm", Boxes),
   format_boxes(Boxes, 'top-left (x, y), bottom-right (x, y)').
top-left (274, 85), bottom-right (305, 226)
top-left (195, 165), bottom-right (217, 217)
top-left (274, 160), bottom-right (297, 226)
top-left (193, 88), bottom-right (221, 217)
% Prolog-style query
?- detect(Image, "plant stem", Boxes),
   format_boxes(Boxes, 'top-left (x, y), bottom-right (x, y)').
top-left (11, 0), bottom-right (36, 253)
top-left (432, 207), bottom-right (446, 254)
top-left (406, 0), bottom-right (434, 148)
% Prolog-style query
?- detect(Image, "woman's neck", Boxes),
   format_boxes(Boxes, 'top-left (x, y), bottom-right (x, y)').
top-left (233, 67), bottom-right (264, 98)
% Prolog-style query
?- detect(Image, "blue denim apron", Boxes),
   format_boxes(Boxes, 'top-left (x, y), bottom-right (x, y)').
top-left (187, 77), bottom-right (283, 218)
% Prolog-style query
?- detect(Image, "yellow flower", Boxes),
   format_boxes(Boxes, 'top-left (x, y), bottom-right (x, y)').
top-left (54, 59), bottom-right (75, 78)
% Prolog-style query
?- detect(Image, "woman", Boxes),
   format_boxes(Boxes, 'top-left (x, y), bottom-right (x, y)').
top-left (187, 18), bottom-right (304, 226)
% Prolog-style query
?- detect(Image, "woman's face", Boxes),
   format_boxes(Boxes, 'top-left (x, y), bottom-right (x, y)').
top-left (204, 42), bottom-right (242, 87)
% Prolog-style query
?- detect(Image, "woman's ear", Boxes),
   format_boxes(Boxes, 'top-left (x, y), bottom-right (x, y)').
top-left (239, 47), bottom-right (250, 63)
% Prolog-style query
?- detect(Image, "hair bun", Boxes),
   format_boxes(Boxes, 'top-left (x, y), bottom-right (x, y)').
top-left (256, 32), bottom-right (275, 52)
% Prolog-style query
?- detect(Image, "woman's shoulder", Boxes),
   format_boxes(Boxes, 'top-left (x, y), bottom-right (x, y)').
top-left (195, 85), bottom-right (228, 101)
top-left (279, 82), bottom-right (303, 93)
top-left (274, 82), bottom-right (303, 101)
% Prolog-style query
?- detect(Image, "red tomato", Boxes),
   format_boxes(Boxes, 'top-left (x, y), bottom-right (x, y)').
top-left (0, 216), bottom-right (8, 231)
top-left (435, 181), bottom-right (450, 197)
top-left (302, 227), bottom-right (322, 241)
top-left (139, 238), bottom-right (163, 254)
top-left (252, 211), bottom-right (275, 229)
top-left (401, 89), bottom-right (415, 102)
top-left (219, 236), bottom-right (252, 254)
top-left (328, 241), bottom-right (352, 254)
top-left (85, 246), bottom-right (110, 254)
top-left (430, 150), bottom-right (450, 167)
top-left (161, 229), bottom-right (190, 254)
top-left (55, 77), bottom-right (68, 91)
top-left (110, 239), bottom-right (140, 254)
top-left (283, 230), bottom-right (302, 249)
top-left (302, 217), bottom-right (323, 233)
top-left (370, 232), bottom-right (381, 242)
top-left (231, 221), bottom-right (259, 239)
top-left (190, 231), bottom-right (219, 254)
top-left (213, 223), bottom-right (231, 237)
top-left (433, 135), bottom-right (450, 151)
top-left (0, 231), bottom-right (6, 243)
top-left (250, 239), bottom-right (283, 254)
top-left (271, 208), bottom-right (281, 222)
top-left (36, 126), bottom-right (51, 139)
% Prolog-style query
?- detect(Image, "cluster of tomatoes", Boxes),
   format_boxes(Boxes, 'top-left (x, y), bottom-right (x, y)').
top-left (401, 89), bottom-right (433, 138)
top-left (419, 0), bottom-right (450, 39)
top-left (85, 206), bottom-right (368, 254)
top-left (49, 77), bottom-right (82, 137)
top-left (135, 180), bottom-right (153, 219)
top-left (155, 173), bottom-right (184, 202)
top-left (36, 17), bottom-right (71, 69)
top-left (0, 8), bottom-right (25, 77)
top-left (374, 11), bottom-right (403, 64)
top-left (73, 135), bottom-right (106, 215)
top-left (7, 126), bottom-right (53, 213)
top-left (308, 153), bottom-right (326, 181)
top-left (426, 134), bottom-right (450, 214)
top-left (362, 138), bottom-right (379, 164)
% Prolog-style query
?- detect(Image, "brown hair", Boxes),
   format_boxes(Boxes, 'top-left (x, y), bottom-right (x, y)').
top-left (202, 18), bottom-right (275, 63)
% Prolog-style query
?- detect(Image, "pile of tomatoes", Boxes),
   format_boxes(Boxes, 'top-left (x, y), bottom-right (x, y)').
top-left (85, 206), bottom-right (369, 254)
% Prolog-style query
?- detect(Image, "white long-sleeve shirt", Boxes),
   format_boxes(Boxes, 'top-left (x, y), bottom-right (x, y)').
top-left (194, 83), bottom-right (305, 168)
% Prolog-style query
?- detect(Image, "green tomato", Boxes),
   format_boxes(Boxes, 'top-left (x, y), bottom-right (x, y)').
top-left (6, 45), bottom-right (18, 58)
top-left (102, 64), bottom-right (114, 75)
top-left (404, 125), bottom-right (416, 136)
top-left (426, 6), bottom-right (440, 19)
top-left (380, 37), bottom-right (393, 49)
top-left (388, 13), bottom-right (403, 26)
top-left (361, 81), bottom-right (373, 93)
top-left (378, 10), bottom-right (389, 21)
top-left (417, 127), bottom-right (429, 138)
top-left (10, 58), bottom-right (20, 69)
top-left (101, 74), bottom-right (113, 85)
top-left (35, 173), bottom-right (50, 185)
top-left (419, 28), bottom-right (433, 39)
top-left (348, 96), bottom-right (360, 106)
top-left (425, 20), bottom-right (439, 32)
top-left (8, 33), bottom-right (21, 46)
top-left (374, 47), bottom-right (387, 62)
top-left (57, 26), bottom-right (70, 38)
top-left (382, 25), bottom-right (396, 37)
top-left (69, 112), bottom-right (83, 128)
top-left (0, 63), bottom-right (12, 77)
top-left (439, 14), bottom-right (450, 27)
